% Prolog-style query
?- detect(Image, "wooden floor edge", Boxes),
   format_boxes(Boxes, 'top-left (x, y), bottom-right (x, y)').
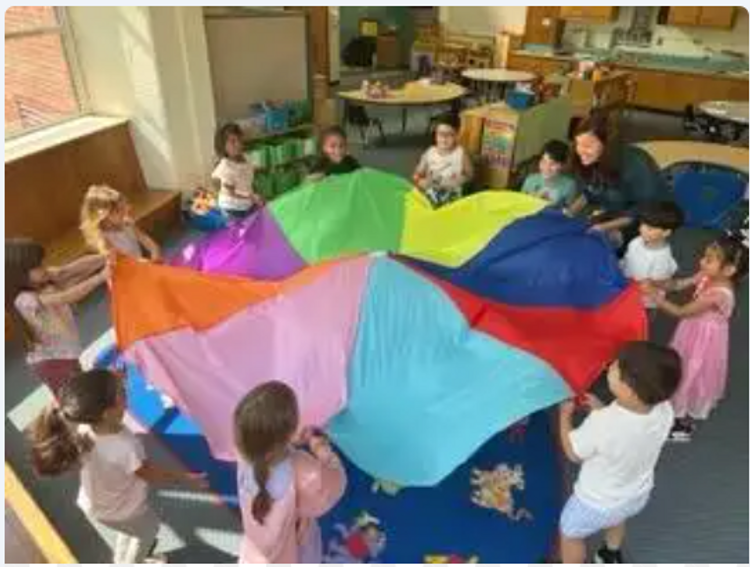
top-left (5, 462), bottom-right (77, 563)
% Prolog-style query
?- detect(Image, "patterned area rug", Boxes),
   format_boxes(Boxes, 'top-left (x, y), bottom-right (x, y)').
top-left (93, 343), bottom-right (562, 563)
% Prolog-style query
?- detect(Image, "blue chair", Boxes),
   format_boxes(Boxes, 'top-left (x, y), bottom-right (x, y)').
top-left (670, 164), bottom-right (747, 230)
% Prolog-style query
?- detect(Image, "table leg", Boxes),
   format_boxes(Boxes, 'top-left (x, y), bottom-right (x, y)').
top-left (402, 107), bottom-right (408, 134)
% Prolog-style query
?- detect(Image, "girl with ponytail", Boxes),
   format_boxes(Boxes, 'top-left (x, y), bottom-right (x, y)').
top-left (29, 369), bottom-right (206, 562)
top-left (233, 381), bottom-right (347, 563)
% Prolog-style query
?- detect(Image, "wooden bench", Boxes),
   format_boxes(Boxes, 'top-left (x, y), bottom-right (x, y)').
top-left (42, 189), bottom-right (182, 266)
top-left (6, 119), bottom-right (183, 338)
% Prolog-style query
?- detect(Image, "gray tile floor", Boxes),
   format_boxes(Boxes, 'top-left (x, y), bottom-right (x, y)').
top-left (5, 110), bottom-right (748, 562)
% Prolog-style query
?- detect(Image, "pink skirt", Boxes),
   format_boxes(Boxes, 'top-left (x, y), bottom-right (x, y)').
top-left (670, 318), bottom-right (729, 420)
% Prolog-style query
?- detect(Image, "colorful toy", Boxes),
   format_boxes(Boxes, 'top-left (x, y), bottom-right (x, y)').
top-left (470, 464), bottom-right (533, 521)
top-left (324, 512), bottom-right (387, 563)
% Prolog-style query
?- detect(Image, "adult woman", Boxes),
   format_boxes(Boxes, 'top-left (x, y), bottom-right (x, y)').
top-left (567, 113), bottom-right (670, 250)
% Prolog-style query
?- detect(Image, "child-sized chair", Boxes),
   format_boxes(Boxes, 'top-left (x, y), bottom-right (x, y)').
top-left (344, 103), bottom-right (386, 147)
top-left (670, 163), bottom-right (748, 230)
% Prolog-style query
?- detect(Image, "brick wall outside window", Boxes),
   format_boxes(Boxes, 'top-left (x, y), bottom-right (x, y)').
top-left (5, 6), bottom-right (81, 137)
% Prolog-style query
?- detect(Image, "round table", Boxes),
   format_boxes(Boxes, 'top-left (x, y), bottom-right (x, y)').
top-left (697, 100), bottom-right (749, 146)
top-left (338, 82), bottom-right (468, 145)
top-left (699, 100), bottom-right (749, 125)
top-left (461, 68), bottom-right (536, 103)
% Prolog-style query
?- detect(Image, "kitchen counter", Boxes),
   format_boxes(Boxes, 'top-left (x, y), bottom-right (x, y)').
top-left (510, 48), bottom-right (749, 81)
top-left (508, 48), bottom-right (749, 113)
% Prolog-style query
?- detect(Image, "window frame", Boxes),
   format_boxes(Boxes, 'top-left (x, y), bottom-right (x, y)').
top-left (4, 7), bottom-right (89, 141)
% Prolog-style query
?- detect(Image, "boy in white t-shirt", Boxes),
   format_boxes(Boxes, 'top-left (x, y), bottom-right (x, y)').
top-left (413, 115), bottom-right (474, 208)
top-left (558, 341), bottom-right (682, 564)
top-left (622, 201), bottom-right (684, 311)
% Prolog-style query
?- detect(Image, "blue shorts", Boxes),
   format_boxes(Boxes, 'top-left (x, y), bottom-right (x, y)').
top-left (560, 492), bottom-right (650, 539)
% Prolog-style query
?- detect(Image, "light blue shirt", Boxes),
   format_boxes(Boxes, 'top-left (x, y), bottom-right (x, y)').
top-left (521, 173), bottom-right (577, 208)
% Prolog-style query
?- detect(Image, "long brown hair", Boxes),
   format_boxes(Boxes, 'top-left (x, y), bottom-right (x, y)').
top-left (5, 238), bottom-right (46, 347)
top-left (571, 112), bottom-right (620, 185)
top-left (233, 381), bottom-right (300, 525)
top-left (29, 369), bottom-right (121, 476)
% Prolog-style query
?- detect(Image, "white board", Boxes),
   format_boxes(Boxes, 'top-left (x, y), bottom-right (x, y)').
top-left (204, 11), bottom-right (309, 121)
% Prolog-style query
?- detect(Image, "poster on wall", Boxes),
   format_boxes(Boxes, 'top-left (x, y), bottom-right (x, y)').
top-left (481, 118), bottom-right (516, 171)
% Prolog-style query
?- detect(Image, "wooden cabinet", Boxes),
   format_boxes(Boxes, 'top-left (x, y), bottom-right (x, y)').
top-left (507, 52), bottom-right (572, 77)
top-left (559, 7), bottom-right (618, 22)
top-left (376, 34), bottom-right (401, 69)
top-left (668, 7), bottom-right (736, 29)
top-left (697, 7), bottom-right (736, 28)
top-left (507, 51), bottom-right (750, 114)
top-left (667, 6), bottom-right (701, 26)
top-left (523, 6), bottom-right (563, 46)
top-left (618, 65), bottom-right (749, 112)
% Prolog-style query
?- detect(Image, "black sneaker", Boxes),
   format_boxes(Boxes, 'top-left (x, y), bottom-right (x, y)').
top-left (594, 545), bottom-right (624, 563)
top-left (668, 418), bottom-right (695, 443)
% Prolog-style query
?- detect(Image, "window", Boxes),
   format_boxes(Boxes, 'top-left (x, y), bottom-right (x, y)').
top-left (5, 7), bottom-right (84, 138)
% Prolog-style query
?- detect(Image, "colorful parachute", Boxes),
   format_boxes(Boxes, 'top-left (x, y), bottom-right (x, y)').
top-left (113, 169), bottom-right (645, 487)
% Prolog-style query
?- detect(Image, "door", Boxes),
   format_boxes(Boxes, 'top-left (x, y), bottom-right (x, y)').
top-left (667, 7), bottom-right (701, 26)
top-left (524, 6), bottom-right (562, 46)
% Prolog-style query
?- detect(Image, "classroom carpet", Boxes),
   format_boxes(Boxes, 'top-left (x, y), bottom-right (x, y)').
top-left (95, 344), bottom-right (563, 563)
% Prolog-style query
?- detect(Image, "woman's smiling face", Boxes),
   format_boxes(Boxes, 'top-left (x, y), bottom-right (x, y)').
top-left (575, 131), bottom-right (605, 167)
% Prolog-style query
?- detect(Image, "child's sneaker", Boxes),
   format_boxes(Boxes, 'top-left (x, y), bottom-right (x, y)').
top-left (668, 418), bottom-right (695, 442)
top-left (145, 553), bottom-right (168, 564)
top-left (594, 545), bottom-right (624, 563)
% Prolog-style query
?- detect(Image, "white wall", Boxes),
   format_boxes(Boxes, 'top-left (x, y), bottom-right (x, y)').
top-left (439, 6), bottom-right (527, 36)
top-left (67, 6), bottom-right (215, 191)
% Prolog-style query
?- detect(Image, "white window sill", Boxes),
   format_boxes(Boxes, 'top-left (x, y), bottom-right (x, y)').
top-left (4, 115), bottom-right (129, 164)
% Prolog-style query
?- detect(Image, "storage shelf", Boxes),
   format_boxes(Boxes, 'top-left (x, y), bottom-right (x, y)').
top-left (242, 123), bottom-right (314, 144)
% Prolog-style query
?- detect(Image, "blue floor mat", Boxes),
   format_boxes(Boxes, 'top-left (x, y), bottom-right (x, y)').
top-left (105, 350), bottom-right (562, 563)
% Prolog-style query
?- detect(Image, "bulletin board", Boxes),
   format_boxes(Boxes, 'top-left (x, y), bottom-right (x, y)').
top-left (204, 9), bottom-right (311, 121)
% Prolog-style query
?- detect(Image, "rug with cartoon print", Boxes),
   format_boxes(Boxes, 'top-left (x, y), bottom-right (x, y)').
top-left (318, 413), bottom-right (561, 563)
top-left (98, 346), bottom-right (562, 563)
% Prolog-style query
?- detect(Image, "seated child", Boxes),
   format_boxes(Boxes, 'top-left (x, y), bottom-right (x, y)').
top-left (622, 201), bottom-right (683, 310)
top-left (212, 122), bottom-right (263, 217)
top-left (81, 185), bottom-right (161, 261)
top-left (521, 140), bottom-right (577, 210)
top-left (6, 238), bottom-right (107, 397)
top-left (413, 115), bottom-right (473, 208)
top-left (558, 341), bottom-right (682, 564)
top-left (307, 126), bottom-right (361, 181)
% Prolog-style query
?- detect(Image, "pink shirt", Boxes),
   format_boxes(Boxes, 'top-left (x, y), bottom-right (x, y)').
top-left (237, 449), bottom-right (346, 563)
top-left (14, 291), bottom-right (81, 364)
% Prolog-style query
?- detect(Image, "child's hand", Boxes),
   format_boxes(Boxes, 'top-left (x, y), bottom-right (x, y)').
top-left (559, 400), bottom-right (576, 418)
top-left (582, 393), bottom-right (604, 411)
top-left (184, 471), bottom-right (209, 489)
top-left (308, 432), bottom-right (335, 462)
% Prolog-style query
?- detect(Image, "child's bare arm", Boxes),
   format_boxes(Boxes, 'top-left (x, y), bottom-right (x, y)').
top-left (558, 401), bottom-right (581, 464)
top-left (51, 254), bottom-right (106, 286)
top-left (591, 215), bottom-right (632, 233)
top-left (39, 269), bottom-right (108, 307)
top-left (133, 227), bottom-right (161, 262)
top-left (651, 293), bottom-right (715, 319)
top-left (135, 461), bottom-right (208, 487)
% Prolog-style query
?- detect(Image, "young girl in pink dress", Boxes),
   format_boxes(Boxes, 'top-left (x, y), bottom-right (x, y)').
top-left (233, 381), bottom-right (347, 563)
top-left (648, 235), bottom-right (748, 441)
